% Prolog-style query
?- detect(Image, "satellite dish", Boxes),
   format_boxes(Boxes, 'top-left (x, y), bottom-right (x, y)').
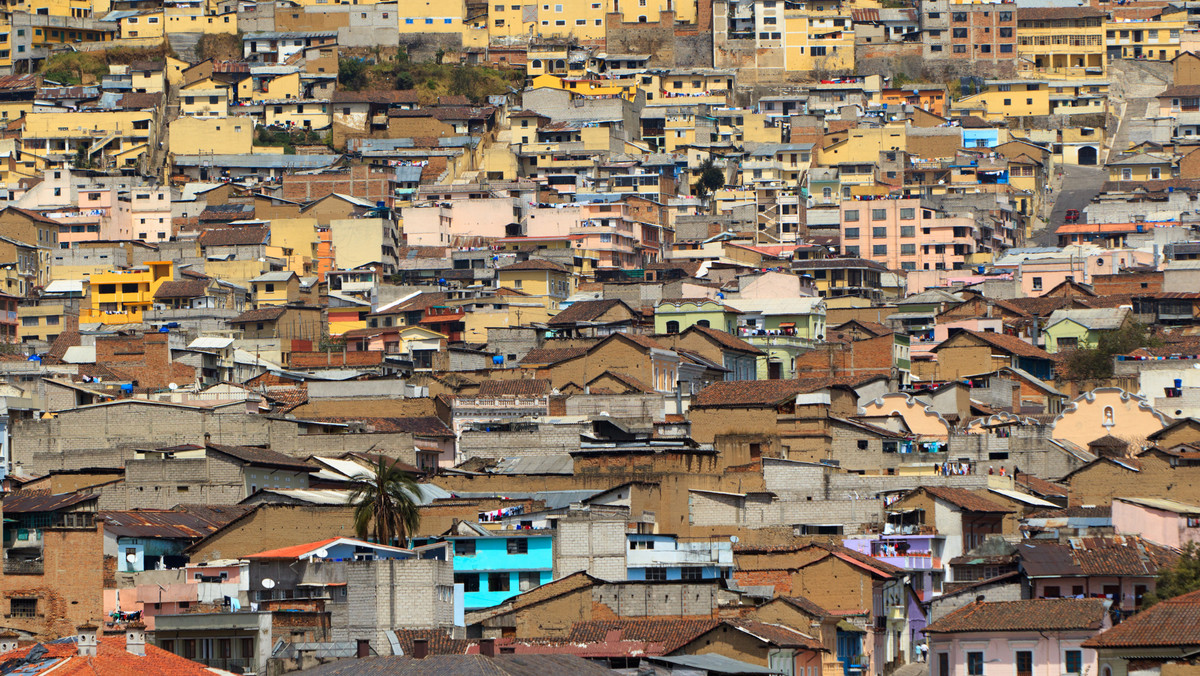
top-left (262, 578), bottom-right (276, 589)
top-left (315, 549), bottom-right (329, 558)
top-left (168, 382), bottom-right (178, 391)
top-left (729, 535), bottom-right (739, 543)
top-left (125, 553), bottom-right (138, 563)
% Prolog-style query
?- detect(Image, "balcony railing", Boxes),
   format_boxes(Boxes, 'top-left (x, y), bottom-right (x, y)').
top-left (4, 560), bottom-right (44, 575)
top-left (195, 657), bottom-right (255, 671)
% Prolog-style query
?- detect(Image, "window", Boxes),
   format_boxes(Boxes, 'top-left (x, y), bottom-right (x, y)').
top-left (488, 573), bottom-right (511, 592)
top-left (1000, 44), bottom-right (1013, 53)
top-left (999, 11), bottom-right (1011, 20)
top-left (455, 540), bottom-right (476, 556)
top-left (844, 227), bottom-right (859, 239)
top-left (872, 227), bottom-right (887, 238)
top-left (873, 245), bottom-right (887, 255)
top-left (455, 573), bottom-right (479, 592)
top-left (967, 652), bottom-right (984, 676)
top-left (844, 209), bottom-right (860, 222)
top-left (811, 46), bottom-right (826, 56)
top-left (999, 27), bottom-right (1012, 37)
top-left (519, 571), bottom-right (541, 591)
top-left (681, 567), bottom-right (703, 580)
top-left (1064, 651), bottom-right (1082, 675)
top-left (901, 244), bottom-right (916, 256)
top-left (1016, 651), bottom-right (1033, 676)
top-left (844, 246), bottom-right (860, 257)
top-left (507, 539), bottom-right (528, 554)
top-left (9, 599), bottom-right (36, 618)
top-left (871, 208), bottom-right (887, 221)
top-left (953, 28), bottom-right (967, 38)
top-left (952, 12), bottom-right (966, 21)
top-left (645, 568), bottom-right (667, 581)
top-left (900, 208), bottom-right (915, 221)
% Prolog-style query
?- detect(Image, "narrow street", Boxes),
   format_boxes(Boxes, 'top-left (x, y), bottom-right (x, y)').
top-left (1033, 165), bottom-right (1107, 247)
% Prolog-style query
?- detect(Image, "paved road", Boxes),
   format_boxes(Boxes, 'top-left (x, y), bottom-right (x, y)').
top-left (1034, 165), bottom-right (1107, 247)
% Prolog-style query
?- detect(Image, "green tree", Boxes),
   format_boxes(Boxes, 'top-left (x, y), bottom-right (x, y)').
top-left (349, 456), bottom-right (422, 546)
top-left (1143, 542), bottom-right (1200, 607)
top-left (692, 158), bottom-right (726, 210)
top-left (339, 58), bottom-right (369, 91)
top-left (1058, 321), bottom-right (1161, 380)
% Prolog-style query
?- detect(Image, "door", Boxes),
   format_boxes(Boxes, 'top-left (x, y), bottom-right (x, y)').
top-left (837, 630), bottom-right (863, 676)
top-left (1077, 146), bottom-right (1097, 165)
top-left (768, 361), bottom-right (783, 379)
top-left (938, 652), bottom-right (949, 676)
top-left (1017, 650), bottom-right (1033, 676)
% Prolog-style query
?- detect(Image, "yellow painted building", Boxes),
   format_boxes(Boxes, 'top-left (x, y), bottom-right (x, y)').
top-left (460, 300), bottom-right (553, 343)
top-left (1105, 8), bottom-right (1186, 61)
top-left (817, 124), bottom-right (907, 165)
top-left (951, 80), bottom-right (1052, 121)
top-left (179, 88), bottom-right (229, 117)
top-left (11, 0), bottom-right (106, 19)
top-left (1016, 6), bottom-right (1106, 77)
top-left (399, 0), bottom-right (468, 33)
top-left (21, 110), bottom-right (156, 169)
top-left (168, 116), bottom-right (252, 155)
top-left (83, 261), bottom-right (172, 324)
top-left (164, 8), bottom-right (238, 34)
top-left (261, 100), bottom-right (331, 129)
top-left (530, 73), bottom-right (638, 101)
top-left (117, 10), bottom-right (165, 39)
top-left (252, 72), bottom-right (301, 102)
top-left (495, 259), bottom-right (573, 309)
top-left (269, 218), bottom-right (320, 273)
top-left (1106, 152), bottom-right (1174, 182)
top-left (18, 303), bottom-right (69, 343)
top-left (783, 10), bottom-right (856, 73)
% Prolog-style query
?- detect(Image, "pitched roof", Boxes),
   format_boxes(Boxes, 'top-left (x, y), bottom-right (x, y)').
top-left (691, 379), bottom-right (811, 408)
top-left (1017, 536), bottom-right (1177, 577)
top-left (498, 258), bottom-right (569, 273)
top-left (1083, 589), bottom-right (1200, 648)
top-left (566, 619), bottom-right (720, 653)
top-left (1014, 471), bottom-right (1068, 498)
top-left (206, 443), bottom-right (315, 471)
top-left (933, 329), bottom-right (1053, 360)
top-left (0, 635), bottom-right (217, 675)
top-left (99, 505), bottom-right (252, 539)
top-left (294, 653), bottom-right (617, 675)
top-left (1046, 308), bottom-right (1130, 331)
top-left (519, 346), bottom-right (590, 365)
top-left (2, 490), bottom-right (98, 513)
top-left (477, 379), bottom-right (551, 397)
top-left (1157, 85), bottom-right (1200, 99)
top-left (198, 226), bottom-right (270, 247)
top-left (924, 599), bottom-right (1109, 633)
top-left (724, 620), bottom-right (825, 650)
top-left (547, 299), bottom-right (635, 326)
top-left (153, 279), bottom-right (210, 299)
top-left (229, 306), bottom-right (289, 324)
top-left (681, 324), bottom-right (765, 355)
top-left (921, 486), bottom-right (1014, 513)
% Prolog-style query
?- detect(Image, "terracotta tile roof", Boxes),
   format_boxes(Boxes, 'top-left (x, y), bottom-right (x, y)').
top-left (683, 324), bottom-right (765, 355)
top-left (477, 379), bottom-right (551, 397)
top-left (390, 628), bottom-right (472, 655)
top-left (924, 598), bottom-right (1109, 633)
top-left (117, 92), bottom-right (163, 110)
top-left (547, 299), bottom-right (634, 326)
top-left (206, 443), bottom-right (315, 471)
top-left (691, 381), bottom-right (830, 408)
top-left (229, 306), bottom-right (288, 324)
top-left (781, 595), bottom-right (832, 617)
top-left (933, 329), bottom-right (1052, 360)
top-left (922, 487), bottom-right (1014, 513)
top-left (0, 635), bottom-right (217, 675)
top-left (565, 619), bottom-right (719, 653)
top-left (1014, 471), bottom-right (1068, 498)
top-left (1003, 296), bottom-right (1078, 317)
top-left (727, 619), bottom-right (825, 650)
top-left (519, 346), bottom-right (589, 365)
top-left (1157, 85), bottom-right (1200, 99)
top-left (1083, 589), bottom-right (1200, 648)
top-left (372, 292), bottom-right (449, 316)
top-left (153, 279), bottom-right (210, 299)
top-left (1027, 505), bottom-right (1109, 519)
top-left (610, 332), bottom-right (668, 352)
top-left (300, 416), bottom-right (453, 436)
top-left (1019, 6), bottom-right (1104, 20)
top-left (499, 259), bottom-right (568, 273)
top-left (1018, 536), bottom-right (1177, 577)
top-left (589, 370), bottom-right (655, 393)
top-left (198, 225), bottom-right (269, 247)
top-left (332, 90), bottom-right (420, 104)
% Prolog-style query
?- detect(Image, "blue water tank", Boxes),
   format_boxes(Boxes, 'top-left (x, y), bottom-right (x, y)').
top-left (1176, 379), bottom-right (1183, 389)
top-left (120, 384), bottom-right (133, 394)
top-left (493, 355), bottom-right (504, 365)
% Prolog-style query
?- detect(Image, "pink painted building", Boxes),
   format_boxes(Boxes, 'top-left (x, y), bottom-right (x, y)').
top-left (45, 188), bottom-right (112, 248)
top-left (526, 202), bottom-right (642, 269)
top-left (925, 599), bottom-right (1110, 676)
top-left (839, 198), bottom-right (1002, 292)
top-left (1112, 497), bottom-right (1200, 550)
top-left (109, 187), bottom-right (173, 242)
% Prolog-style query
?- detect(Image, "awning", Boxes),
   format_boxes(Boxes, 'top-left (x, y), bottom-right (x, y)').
top-left (778, 322), bottom-right (796, 328)
top-left (837, 620), bottom-right (866, 633)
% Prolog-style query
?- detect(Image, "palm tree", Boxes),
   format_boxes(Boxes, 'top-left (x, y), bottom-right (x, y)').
top-left (349, 456), bottom-right (422, 546)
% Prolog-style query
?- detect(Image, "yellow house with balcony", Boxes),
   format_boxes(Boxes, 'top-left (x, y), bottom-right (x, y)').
top-left (1105, 7), bottom-right (1186, 62)
top-left (21, 110), bottom-right (155, 170)
top-left (951, 80), bottom-right (1052, 121)
top-left (84, 261), bottom-right (173, 324)
top-left (1017, 6), bottom-right (1106, 77)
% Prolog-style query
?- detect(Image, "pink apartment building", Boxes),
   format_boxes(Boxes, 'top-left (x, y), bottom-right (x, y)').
top-left (1112, 497), bottom-right (1200, 550)
top-left (839, 198), bottom-right (991, 291)
top-left (47, 188), bottom-right (112, 248)
top-left (110, 187), bottom-right (172, 242)
top-left (526, 202), bottom-right (644, 269)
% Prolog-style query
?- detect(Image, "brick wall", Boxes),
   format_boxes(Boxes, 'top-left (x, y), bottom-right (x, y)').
top-left (1091, 272), bottom-right (1163, 295)
top-left (281, 165), bottom-right (391, 204)
top-left (93, 332), bottom-right (196, 390)
top-left (339, 558), bottom-right (455, 654)
top-left (553, 514), bottom-right (628, 581)
top-left (0, 523), bottom-right (106, 639)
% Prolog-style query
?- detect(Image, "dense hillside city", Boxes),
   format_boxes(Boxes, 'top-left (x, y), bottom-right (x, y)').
top-left (0, 0), bottom-right (1197, 674)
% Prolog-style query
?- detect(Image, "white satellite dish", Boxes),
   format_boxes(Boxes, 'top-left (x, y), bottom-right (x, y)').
top-left (262, 578), bottom-right (276, 589)
top-left (125, 553), bottom-right (138, 563)
top-left (729, 535), bottom-right (739, 544)
top-left (168, 382), bottom-right (178, 391)
top-left (315, 549), bottom-right (329, 558)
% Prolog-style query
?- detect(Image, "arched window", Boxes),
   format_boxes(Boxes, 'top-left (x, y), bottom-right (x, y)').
top-left (696, 319), bottom-right (710, 328)
top-left (531, 59), bottom-right (542, 69)
top-left (666, 320), bottom-right (680, 334)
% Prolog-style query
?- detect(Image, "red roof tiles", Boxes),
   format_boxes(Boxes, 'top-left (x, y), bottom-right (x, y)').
top-left (924, 599), bottom-right (1109, 633)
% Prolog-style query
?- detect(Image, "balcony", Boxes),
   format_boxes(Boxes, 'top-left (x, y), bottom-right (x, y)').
top-left (742, 333), bottom-right (817, 349)
top-left (4, 559), bottom-right (44, 575)
top-left (627, 546), bottom-right (733, 568)
top-left (195, 657), bottom-right (255, 672)
top-left (873, 553), bottom-right (942, 570)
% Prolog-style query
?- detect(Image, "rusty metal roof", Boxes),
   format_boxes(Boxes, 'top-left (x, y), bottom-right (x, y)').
top-left (100, 505), bottom-right (252, 540)
top-left (2, 490), bottom-right (97, 514)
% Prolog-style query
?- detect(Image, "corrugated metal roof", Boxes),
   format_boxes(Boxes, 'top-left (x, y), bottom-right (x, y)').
top-left (187, 336), bottom-right (234, 350)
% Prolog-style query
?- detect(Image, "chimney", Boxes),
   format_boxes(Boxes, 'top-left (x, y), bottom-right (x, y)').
top-left (125, 622), bottom-right (146, 656)
top-left (356, 639), bottom-right (371, 658)
top-left (0, 630), bottom-right (19, 653)
top-left (412, 638), bottom-right (428, 659)
top-left (203, 432), bottom-right (211, 445)
top-left (76, 623), bottom-right (99, 657)
top-left (479, 638), bottom-right (497, 658)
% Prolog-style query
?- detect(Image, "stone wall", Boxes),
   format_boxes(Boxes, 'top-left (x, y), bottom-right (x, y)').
top-left (339, 558), bottom-right (456, 654)
top-left (458, 422), bottom-right (585, 459)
